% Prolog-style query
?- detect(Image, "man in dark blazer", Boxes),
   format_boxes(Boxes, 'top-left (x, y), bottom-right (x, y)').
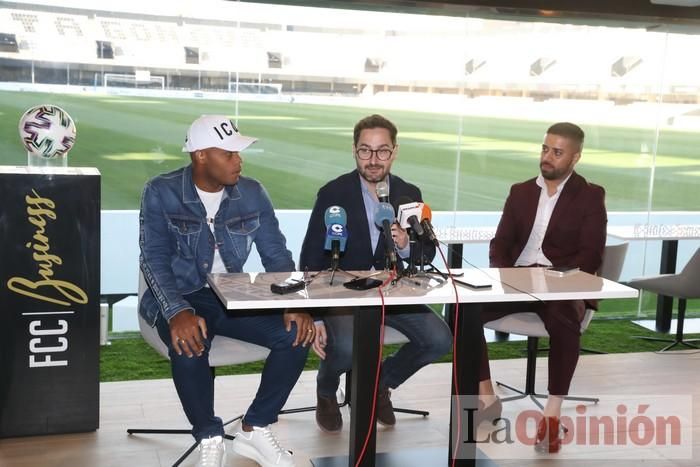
top-left (299, 114), bottom-right (452, 433)
top-left (475, 122), bottom-right (607, 453)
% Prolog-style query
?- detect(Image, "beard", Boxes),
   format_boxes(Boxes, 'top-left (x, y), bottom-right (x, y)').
top-left (540, 162), bottom-right (569, 181)
top-left (358, 164), bottom-right (388, 183)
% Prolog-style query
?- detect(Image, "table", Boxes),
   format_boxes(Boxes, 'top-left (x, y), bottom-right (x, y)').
top-left (209, 268), bottom-right (637, 467)
top-left (607, 224), bottom-right (700, 332)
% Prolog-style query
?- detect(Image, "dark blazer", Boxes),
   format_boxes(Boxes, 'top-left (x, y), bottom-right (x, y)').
top-left (490, 171), bottom-right (607, 276)
top-left (300, 170), bottom-right (436, 271)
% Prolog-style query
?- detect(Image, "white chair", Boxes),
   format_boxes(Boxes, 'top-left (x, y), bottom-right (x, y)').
top-left (629, 247), bottom-right (700, 352)
top-left (483, 243), bottom-right (629, 409)
top-left (127, 273), bottom-right (271, 467)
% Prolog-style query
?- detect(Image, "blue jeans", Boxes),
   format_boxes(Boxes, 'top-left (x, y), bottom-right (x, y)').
top-left (155, 287), bottom-right (309, 441)
top-left (316, 304), bottom-right (452, 398)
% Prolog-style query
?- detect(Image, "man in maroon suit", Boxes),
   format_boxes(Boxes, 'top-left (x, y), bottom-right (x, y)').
top-left (475, 122), bottom-right (607, 453)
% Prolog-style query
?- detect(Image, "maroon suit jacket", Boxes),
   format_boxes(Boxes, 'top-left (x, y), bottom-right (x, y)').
top-left (490, 172), bottom-right (607, 306)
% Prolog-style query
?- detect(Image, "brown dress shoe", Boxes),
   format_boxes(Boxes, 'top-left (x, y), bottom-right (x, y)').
top-left (316, 392), bottom-right (342, 433)
top-left (376, 387), bottom-right (396, 426)
top-left (535, 416), bottom-right (564, 453)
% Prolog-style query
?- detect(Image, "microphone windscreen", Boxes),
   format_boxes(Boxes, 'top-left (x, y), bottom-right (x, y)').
top-left (376, 180), bottom-right (389, 200)
top-left (420, 203), bottom-right (432, 221)
top-left (324, 205), bottom-right (347, 227)
top-left (373, 202), bottom-right (395, 228)
top-left (324, 224), bottom-right (348, 251)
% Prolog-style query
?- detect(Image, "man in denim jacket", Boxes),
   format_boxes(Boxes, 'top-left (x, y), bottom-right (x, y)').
top-left (139, 115), bottom-right (313, 467)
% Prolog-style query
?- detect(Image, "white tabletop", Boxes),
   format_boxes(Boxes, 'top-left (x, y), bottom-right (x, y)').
top-left (208, 268), bottom-right (637, 310)
top-left (607, 224), bottom-right (700, 241)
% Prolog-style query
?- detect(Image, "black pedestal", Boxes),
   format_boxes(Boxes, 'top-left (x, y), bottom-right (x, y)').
top-left (0, 166), bottom-right (101, 437)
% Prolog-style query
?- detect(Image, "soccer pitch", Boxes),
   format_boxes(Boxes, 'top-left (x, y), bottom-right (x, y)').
top-left (1, 90), bottom-right (698, 211)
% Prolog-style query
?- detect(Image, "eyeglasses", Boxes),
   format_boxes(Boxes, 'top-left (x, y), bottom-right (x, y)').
top-left (355, 146), bottom-right (394, 161)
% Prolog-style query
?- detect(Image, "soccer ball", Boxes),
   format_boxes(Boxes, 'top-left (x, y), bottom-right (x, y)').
top-left (18, 105), bottom-right (77, 159)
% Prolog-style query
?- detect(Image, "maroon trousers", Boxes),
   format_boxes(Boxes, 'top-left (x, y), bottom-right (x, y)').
top-left (477, 299), bottom-right (586, 396)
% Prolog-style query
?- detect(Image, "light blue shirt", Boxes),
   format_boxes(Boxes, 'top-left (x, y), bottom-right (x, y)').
top-left (358, 175), bottom-right (411, 265)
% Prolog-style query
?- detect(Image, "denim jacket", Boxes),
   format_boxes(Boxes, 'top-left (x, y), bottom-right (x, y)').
top-left (139, 164), bottom-right (294, 326)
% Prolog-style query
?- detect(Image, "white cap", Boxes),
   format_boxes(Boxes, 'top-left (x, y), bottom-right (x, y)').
top-left (182, 115), bottom-right (258, 153)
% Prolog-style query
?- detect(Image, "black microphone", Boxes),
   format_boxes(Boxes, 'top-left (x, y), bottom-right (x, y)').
top-left (420, 203), bottom-right (439, 246)
top-left (373, 202), bottom-right (397, 268)
top-left (376, 180), bottom-right (389, 204)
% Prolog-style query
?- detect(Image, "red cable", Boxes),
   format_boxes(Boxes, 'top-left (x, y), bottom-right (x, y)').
top-left (353, 269), bottom-right (395, 467)
top-left (437, 247), bottom-right (461, 467)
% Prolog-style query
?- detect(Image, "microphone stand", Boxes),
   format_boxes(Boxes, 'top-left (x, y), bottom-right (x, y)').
top-left (317, 265), bottom-right (353, 286)
top-left (419, 240), bottom-right (426, 273)
top-left (329, 263), bottom-right (338, 286)
top-left (393, 244), bottom-right (404, 283)
top-left (406, 229), bottom-right (418, 277)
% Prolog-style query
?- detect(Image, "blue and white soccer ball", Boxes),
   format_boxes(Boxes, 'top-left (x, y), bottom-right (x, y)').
top-left (18, 105), bottom-right (77, 159)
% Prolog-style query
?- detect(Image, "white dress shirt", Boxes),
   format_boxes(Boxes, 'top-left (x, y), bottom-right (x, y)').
top-left (515, 173), bottom-right (572, 267)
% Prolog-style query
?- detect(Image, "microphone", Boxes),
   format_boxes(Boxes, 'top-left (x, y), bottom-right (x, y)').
top-left (376, 180), bottom-right (389, 203)
top-left (420, 203), bottom-right (439, 246)
top-left (324, 205), bottom-right (346, 227)
top-left (396, 196), bottom-right (425, 237)
top-left (324, 206), bottom-right (348, 270)
top-left (373, 202), bottom-right (397, 268)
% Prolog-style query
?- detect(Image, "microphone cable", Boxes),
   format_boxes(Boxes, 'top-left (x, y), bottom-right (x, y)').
top-left (434, 246), bottom-right (463, 467)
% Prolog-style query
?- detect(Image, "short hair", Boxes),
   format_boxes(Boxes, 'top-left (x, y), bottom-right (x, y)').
top-left (353, 114), bottom-right (398, 147)
top-left (546, 122), bottom-right (584, 150)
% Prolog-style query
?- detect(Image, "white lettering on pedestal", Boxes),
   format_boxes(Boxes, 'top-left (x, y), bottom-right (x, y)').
top-left (23, 312), bottom-right (73, 368)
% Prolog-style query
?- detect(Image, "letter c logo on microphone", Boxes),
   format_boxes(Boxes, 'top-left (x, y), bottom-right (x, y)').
top-left (324, 205), bottom-right (347, 227)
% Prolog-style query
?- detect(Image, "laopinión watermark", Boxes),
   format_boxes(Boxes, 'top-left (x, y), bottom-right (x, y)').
top-left (450, 395), bottom-right (692, 460)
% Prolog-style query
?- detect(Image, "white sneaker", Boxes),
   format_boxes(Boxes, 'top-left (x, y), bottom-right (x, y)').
top-left (232, 425), bottom-right (295, 467)
top-left (196, 435), bottom-right (226, 467)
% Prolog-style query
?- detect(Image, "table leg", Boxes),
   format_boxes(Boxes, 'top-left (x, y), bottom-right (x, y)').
top-left (655, 239), bottom-right (678, 332)
top-left (448, 302), bottom-right (483, 467)
top-left (349, 306), bottom-right (381, 467)
top-left (312, 302), bottom-right (496, 467)
top-left (445, 244), bottom-right (463, 332)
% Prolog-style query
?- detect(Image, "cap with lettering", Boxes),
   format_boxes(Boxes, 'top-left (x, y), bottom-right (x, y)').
top-left (182, 115), bottom-right (257, 153)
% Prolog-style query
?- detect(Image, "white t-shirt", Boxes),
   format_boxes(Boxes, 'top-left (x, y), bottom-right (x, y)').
top-left (195, 186), bottom-right (227, 274)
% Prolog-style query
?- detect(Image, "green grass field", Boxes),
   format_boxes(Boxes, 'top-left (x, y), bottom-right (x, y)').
top-left (1, 90), bottom-right (699, 211)
top-left (100, 319), bottom-right (700, 382)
